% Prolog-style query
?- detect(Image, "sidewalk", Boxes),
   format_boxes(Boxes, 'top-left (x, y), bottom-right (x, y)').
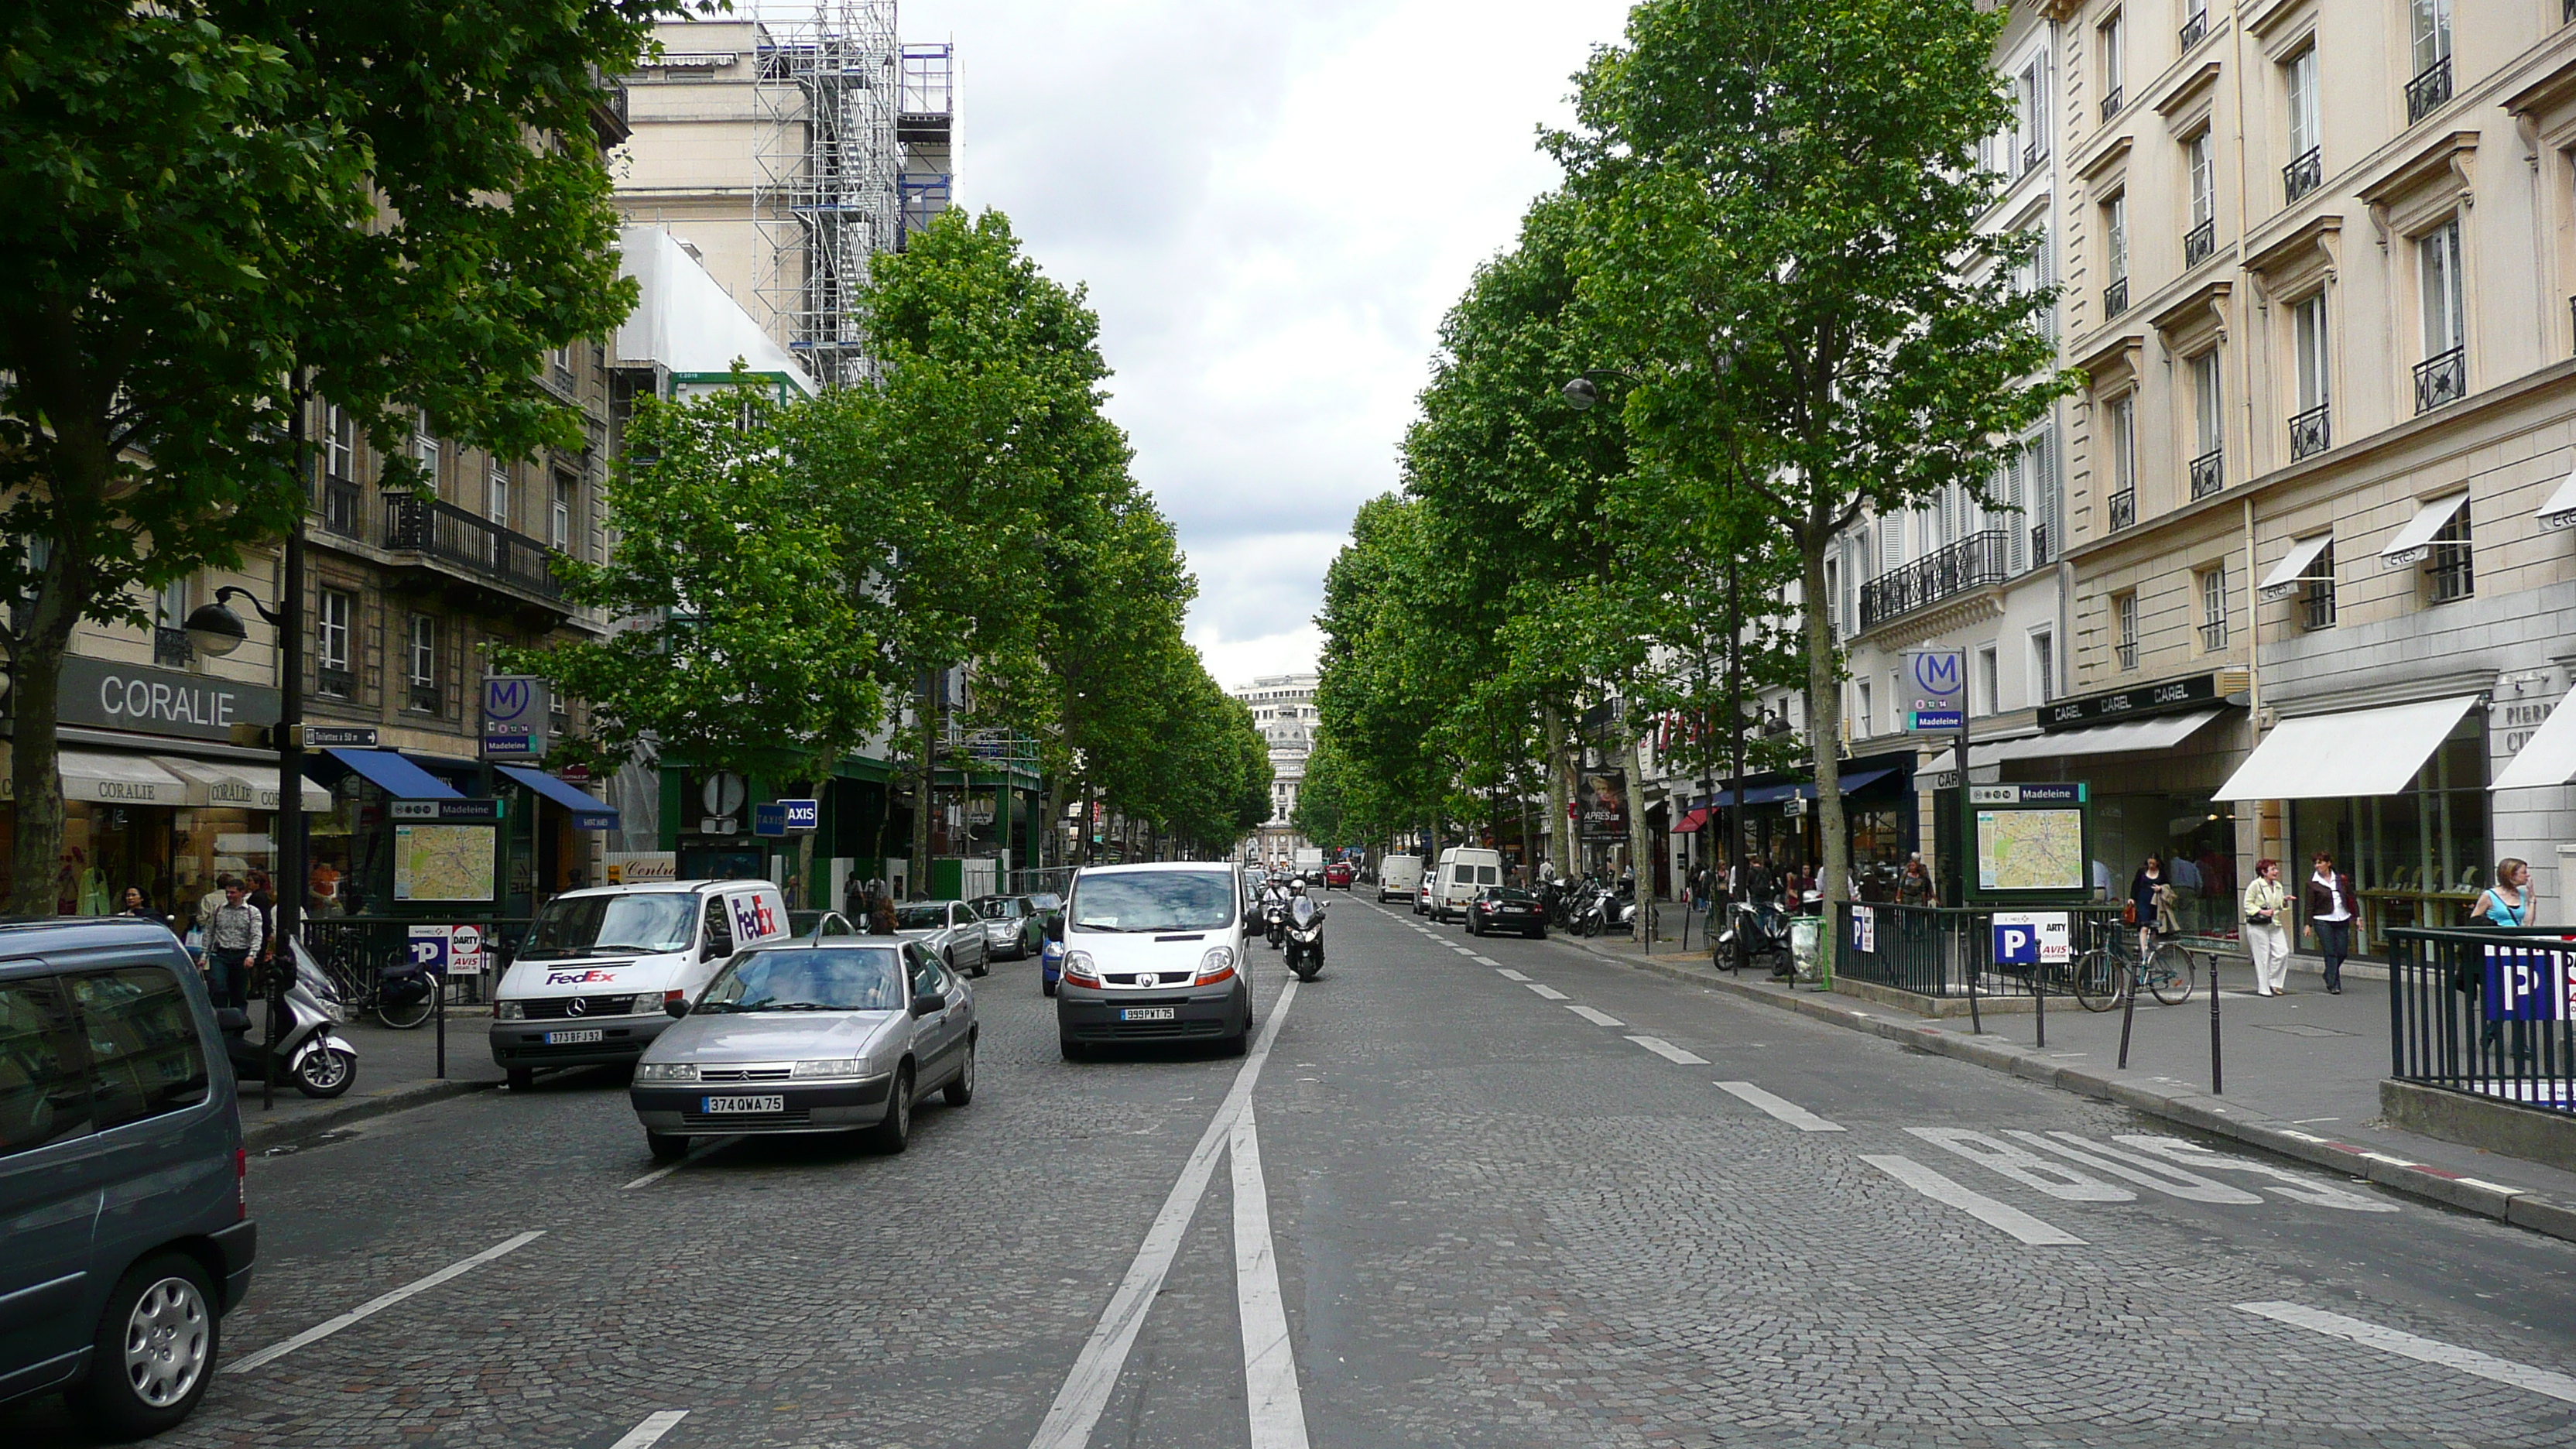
top-left (235, 1004), bottom-right (505, 1151)
top-left (1567, 928), bottom-right (2576, 1245)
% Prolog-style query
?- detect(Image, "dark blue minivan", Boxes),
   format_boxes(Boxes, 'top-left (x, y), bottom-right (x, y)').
top-left (2, 918), bottom-right (255, 1437)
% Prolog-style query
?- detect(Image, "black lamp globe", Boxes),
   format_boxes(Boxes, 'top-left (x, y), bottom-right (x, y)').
top-left (181, 601), bottom-right (248, 658)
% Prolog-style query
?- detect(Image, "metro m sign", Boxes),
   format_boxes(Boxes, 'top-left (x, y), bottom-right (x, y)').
top-left (481, 674), bottom-right (551, 760)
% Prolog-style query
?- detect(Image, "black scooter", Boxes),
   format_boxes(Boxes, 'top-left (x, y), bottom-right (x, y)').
top-left (1284, 896), bottom-right (1325, 981)
top-left (1265, 896), bottom-right (1289, 949)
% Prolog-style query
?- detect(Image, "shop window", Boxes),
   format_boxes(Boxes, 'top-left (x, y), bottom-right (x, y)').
top-left (67, 968), bottom-right (210, 1132)
top-left (406, 613), bottom-right (440, 714)
top-left (2115, 591), bottom-right (2139, 670)
top-left (2293, 727), bottom-right (2485, 957)
top-left (2426, 508), bottom-right (2473, 602)
top-left (317, 587), bottom-right (355, 698)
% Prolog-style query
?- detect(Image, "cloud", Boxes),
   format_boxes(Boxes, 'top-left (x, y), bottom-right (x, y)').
top-left (897, 0), bottom-right (1634, 680)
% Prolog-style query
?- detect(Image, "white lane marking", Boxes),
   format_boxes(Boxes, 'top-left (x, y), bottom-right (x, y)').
top-left (1526, 983), bottom-right (1571, 1001)
top-left (1028, 979), bottom-right (1300, 1449)
top-left (233, 1231), bottom-right (546, 1372)
top-left (2115, 1135), bottom-right (2400, 1212)
top-left (1495, 968), bottom-right (1530, 981)
top-left (1451, 946), bottom-right (1477, 956)
top-left (1860, 1155), bottom-right (2085, 1245)
top-left (1905, 1129), bottom-right (2132, 1201)
top-left (608, 1411), bottom-right (693, 1449)
top-left (1625, 1035), bottom-right (1708, 1065)
top-left (1231, 1106), bottom-right (1310, 1449)
top-left (1711, 1081), bottom-right (1845, 1132)
top-left (1566, 1005), bottom-right (1625, 1027)
top-left (2236, 1302), bottom-right (2576, 1405)
top-left (1469, 954), bottom-right (1500, 967)
top-left (2011, 1132), bottom-right (2260, 1204)
top-left (621, 1135), bottom-right (743, 1190)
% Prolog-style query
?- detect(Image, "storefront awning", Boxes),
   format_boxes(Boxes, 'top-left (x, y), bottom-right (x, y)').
top-left (2258, 534), bottom-right (2334, 601)
top-left (1925, 714), bottom-right (2221, 772)
top-left (2379, 493), bottom-right (2468, 568)
top-left (157, 755), bottom-right (333, 812)
top-left (1671, 808), bottom-right (1709, 834)
top-left (2494, 683), bottom-right (2576, 790)
top-left (325, 748), bottom-right (462, 800)
top-left (498, 765), bottom-right (620, 831)
top-left (56, 749), bottom-right (189, 806)
top-left (2538, 467), bottom-right (2576, 532)
top-left (2213, 694), bottom-right (2479, 801)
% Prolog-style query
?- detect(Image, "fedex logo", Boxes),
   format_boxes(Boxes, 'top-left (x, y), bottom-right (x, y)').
top-left (545, 968), bottom-right (622, 985)
top-left (728, 893), bottom-right (779, 942)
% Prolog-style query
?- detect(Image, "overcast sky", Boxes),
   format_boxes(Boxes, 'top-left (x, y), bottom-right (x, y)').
top-left (892, 0), bottom-right (1636, 693)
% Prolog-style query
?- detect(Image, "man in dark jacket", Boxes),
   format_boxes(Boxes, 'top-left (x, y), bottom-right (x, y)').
top-left (2304, 852), bottom-right (2358, 994)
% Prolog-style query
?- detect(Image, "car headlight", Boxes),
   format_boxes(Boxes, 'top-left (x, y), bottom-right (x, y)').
top-left (495, 1000), bottom-right (525, 1021)
top-left (792, 1057), bottom-right (867, 1079)
top-left (631, 991), bottom-right (668, 1015)
top-left (1197, 946), bottom-right (1237, 983)
top-left (1064, 951), bottom-right (1101, 985)
top-left (635, 1061), bottom-right (698, 1083)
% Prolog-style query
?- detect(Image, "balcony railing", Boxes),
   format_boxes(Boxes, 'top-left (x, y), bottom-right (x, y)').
top-left (2030, 523), bottom-right (2050, 565)
top-left (382, 492), bottom-right (565, 603)
top-left (407, 680), bottom-right (442, 716)
top-left (2115, 639), bottom-right (2139, 670)
top-left (152, 626), bottom-right (192, 670)
top-left (2300, 580), bottom-right (2336, 631)
top-left (2189, 447), bottom-right (2225, 500)
top-left (2406, 55), bottom-right (2452, 125)
top-left (317, 664), bottom-right (357, 700)
top-left (2101, 87), bottom-right (2123, 122)
top-left (2023, 139), bottom-right (2045, 176)
top-left (320, 475), bottom-right (364, 540)
top-left (2179, 10), bottom-right (2208, 50)
top-left (2413, 346), bottom-right (2466, 414)
top-left (2283, 146), bottom-right (2321, 203)
top-left (2200, 618), bottom-right (2228, 651)
top-left (2108, 488), bottom-right (2136, 533)
top-left (1858, 530), bottom-right (2009, 632)
top-left (2289, 402), bottom-right (2331, 461)
top-left (2183, 218), bottom-right (2216, 269)
top-left (2103, 276), bottom-right (2129, 318)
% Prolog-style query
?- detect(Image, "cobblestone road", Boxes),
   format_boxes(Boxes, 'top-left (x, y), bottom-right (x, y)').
top-left (14, 898), bottom-right (2576, 1447)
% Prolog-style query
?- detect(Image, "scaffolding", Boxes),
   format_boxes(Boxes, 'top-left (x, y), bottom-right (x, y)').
top-left (897, 43), bottom-right (955, 247)
top-left (752, 1), bottom-right (902, 390)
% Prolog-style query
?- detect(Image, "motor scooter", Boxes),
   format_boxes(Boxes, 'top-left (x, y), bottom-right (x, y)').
top-left (1716, 895), bottom-right (1790, 973)
top-left (1284, 896), bottom-right (1326, 981)
top-left (1265, 893), bottom-right (1290, 950)
top-left (218, 936), bottom-right (359, 1098)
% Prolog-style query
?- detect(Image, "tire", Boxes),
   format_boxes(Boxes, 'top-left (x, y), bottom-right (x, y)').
top-left (944, 1036), bottom-right (976, 1106)
top-left (2070, 951), bottom-right (2122, 1012)
top-left (1581, 914), bottom-right (1601, 939)
top-left (2150, 948), bottom-right (2195, 1005)
top-left (67, 1252), bottom-right (218, 1439)
top-left (375, 992), bottom-right (433, 1031)
top-left (1041, 978), bottom-right (1058, 998)
top-left (646, 1130), bottom-right (688, 1163)
top-left (1530, 926), bottom-right (1546, 940)
top-left (507, 1067), bottom-right (535, 1092)
top-left (865, 1064), bottom-right (913, 1153)
top-left (292, 1046), bottom-right (356, 1098)
top-left (1059, 1036), bottom-right (1087, 1062)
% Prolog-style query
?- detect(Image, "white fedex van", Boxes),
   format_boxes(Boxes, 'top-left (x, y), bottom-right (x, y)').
top-left (1377, 853), bottom-right (1423, 904)
top-left (490, 879), bottom-right (792, 1090)
top-left (1433, 848), bottom-right (1505, 923)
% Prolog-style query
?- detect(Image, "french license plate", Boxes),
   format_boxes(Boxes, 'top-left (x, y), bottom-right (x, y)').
top-left (543, 1029), bottom-right (605, 1045)
top-left (702, 1094), bottom-right (786, 1114)
top-left (1121, 1007), bottom-right (1177, 1023)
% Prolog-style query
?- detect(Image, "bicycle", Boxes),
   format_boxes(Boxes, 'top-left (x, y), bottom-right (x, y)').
top-left (2070, 930), bottom-right (2194, 1012)
top-left (317, 953), bottom-right (437, 1029)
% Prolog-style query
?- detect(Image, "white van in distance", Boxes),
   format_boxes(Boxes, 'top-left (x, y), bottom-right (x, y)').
top-left (1377, 853), bottom-right (1423, 904)
top-left (490, 879), bottom-right (792, 1091)
top-left (1433, 848), bottom-right (1504, 923)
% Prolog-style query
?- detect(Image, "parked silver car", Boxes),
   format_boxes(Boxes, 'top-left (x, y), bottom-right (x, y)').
top-left (970, 895), bottom-right (1042, 961)
top-left (893, 899), bottom-right (992, 978)
top-left (629, 940), bottom-right (975, 1160)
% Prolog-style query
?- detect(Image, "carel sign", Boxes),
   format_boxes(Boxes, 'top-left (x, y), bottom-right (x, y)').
top-left (46, 656), bottom-right (281, 743)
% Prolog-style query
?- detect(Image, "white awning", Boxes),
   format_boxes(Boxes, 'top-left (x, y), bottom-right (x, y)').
top-left (1921, 712), bottom-right (2222, 772)
top-left (2379, 493), bottom-right (2468, 568)
top-left (57, 750), bottom-right (190, 806)
top-left (2214, 694), bottom-right (2479, 800)
top-left (2259, 534), bottom-right (2334, 601)
top-left (2494, 683), bottom-right (2576, 790)
top-left (156, 756), bottom-right (332, 812)
top-left (2539, 465), bottom-right (2576, 533)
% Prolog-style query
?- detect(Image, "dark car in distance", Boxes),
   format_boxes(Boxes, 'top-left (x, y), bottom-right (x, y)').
top-left (1467, 886), bottom-right (1547, 939)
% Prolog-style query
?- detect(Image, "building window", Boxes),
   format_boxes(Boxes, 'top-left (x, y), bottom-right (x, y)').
top-left (2184, 130), bottom-right (2217, 266)
top-left (1975, 645), bottom-right (2000, 716)
top-left (2198, 564), bottom-right (2228, 651)
top-left (325, 406), bottom-right (357, 481)
top-left (410, 411), bottom-right (440, 485)
top-left (2289, 292), bottom-right (2331, 461)
top-left (2189, 351), bottom-right (2225, 498)
top-left (2115, 591), bottom-right (2139, 670)
top-left (2030, 630), bottom-right (2057, 704)
top-left (2414, 218), bottom-right (2466, 413)
top-left (2017, 57), bottom-right (2048, 174)
top-left (1857, 679), bottom-right (1874, 738)
top-left (2106, 393), bottom-right (2136, 530)
top-left (2180, 0), bottom-right (2208, 51)
top-left (152, 576), bottom-right (192, 668)
top-left (2283, 46), bottom-right (2321, 201)
top-left (487, 462), bottom-right (512, 530)
top-left (2103, 193), bottom-right (2130, 316)
top-left (2427, 508), bottom-right (2473, 603)
top-left (551, 474), bottom-right (575, 553)
top-left (406, 614), bottom-right (440, 714)
top-left (2099, 12), bottom-right (2126, 119)
top-left (2300, 544), bottom-right (2337, 631)
top-left (317, 588), bottom-right (355, 697)
top-left (2028, 428), bottom-right (2060, 564)
top-left (2407, 0), bottom-right (2452, 123)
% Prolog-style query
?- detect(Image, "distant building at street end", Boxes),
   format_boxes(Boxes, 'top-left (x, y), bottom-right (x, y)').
top-left (1231, 672), bottom-right (1321, 863)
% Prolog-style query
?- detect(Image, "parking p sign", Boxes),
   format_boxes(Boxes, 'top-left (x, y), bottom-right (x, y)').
top-left (1992, 910), bottom-right (2071, 967)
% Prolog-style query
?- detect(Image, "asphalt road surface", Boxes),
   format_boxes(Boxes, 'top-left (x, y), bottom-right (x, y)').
top-left (16, 896), bottom-right (2576, 1447)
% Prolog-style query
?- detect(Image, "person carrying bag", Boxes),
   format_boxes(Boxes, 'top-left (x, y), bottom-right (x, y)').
top-left (2242, 858), bottom-right (2290, 995)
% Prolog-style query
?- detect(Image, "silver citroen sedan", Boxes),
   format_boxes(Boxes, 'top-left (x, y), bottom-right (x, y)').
top-left (628, 939), bottom-right (975, 1160)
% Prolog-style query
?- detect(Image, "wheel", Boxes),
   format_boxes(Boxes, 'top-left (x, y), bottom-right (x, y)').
top-left (1041, 978), bottom-right (1058, 998)
top-left (1059, 1036), bottom-right (1087, 1062)
top-left (1530, 926), bottom-right (1546, 940)
top-left (646, 1130), bottom-right (687, 1163)
top-left (864, 1064), bottom-right (913, 1153)
top-left (2070, 951), bottom-right (2122, 1012)
top-left (944, 1036), bottom-right (976, 1105)
top-left (375, 990), bottom-right (433, 1030)
top-left (507, 1067), bottom-right (535, 1092)
top-left (2150, 948), bottom-right (2195, 1005)
top-left (292, 1046), bottom-right (356, 1098)
top-left (1466, 914), bottom-right (1480, 936)
top-left (1581, 914), bottom-right (1601, 938)
top-left (1293, 961), bottom-right (1320, 981)
top-left (67, 1252), bottom-right (218, 1438)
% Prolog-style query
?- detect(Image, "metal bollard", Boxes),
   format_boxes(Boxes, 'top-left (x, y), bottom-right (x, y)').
top-left (1965, 928), bottom-right (1982, 1036)
top-left (2033, 960), bottom-right (2046, 1050)
top-left (2117, 961), bottom-right (2139, 1070)
top-left (434, 970), bottom-right (447, 1081)
top-left (2208, 950), bottom-right (2223, 1095)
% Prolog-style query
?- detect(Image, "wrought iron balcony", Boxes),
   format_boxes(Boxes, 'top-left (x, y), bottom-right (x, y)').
top-left (2413, 346), bottom-right (2466, 414)
top-left (2023, 139), bottom-right (2045, 176)
top-left (2406, 55), bottom-right (2452, 125)
top-left (2108, 488), bottom-right (2136, 533)
top-left (2289, 402), bottom-right (2331, 461)
top-left (2178, 10), bottom-right (2208, 51)
top-left (407, 680), bottom-right (442, 715)
top-left (2184, 218), bottom-right (2216, 269)
top-left (2189, 447), bottom-right (2225, 500)
top-left (382, 492), bottom-right (565, 605)
top-left (316, 665), bottom-right (357, 701)
top-left (2283, 146), bottom-right (2321, 203)
top-left (2030, 522), bottom-right (2050, 565)
top-left (152, 626), bottom-right (192, 669)
top-left (2199, 618), bottom-right (2228, 651)
top-left (2115, 639), bottom-right (2139, 671)
top-left (1857, 530), bottom-right (2009, 632)
top-left (2101, 87), bottom-right (2123, 122)
top-left (2103, 276), bottom-right (2129, 318)
top-left (320, 475), bottom-right (364, 540)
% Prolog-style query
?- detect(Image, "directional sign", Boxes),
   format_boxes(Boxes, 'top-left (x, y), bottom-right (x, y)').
top-left (303, 724), bottom-right (380, 749)
top-left (1903, 648), bottom-right (1967, 733)
top-left (391, 798), bottom-right (504, 823)
top-left (1992, 910), bottom-right (2072, 966)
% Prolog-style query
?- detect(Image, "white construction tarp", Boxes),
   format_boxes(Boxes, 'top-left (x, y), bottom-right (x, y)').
top-left (614, 226), bottom-right (815, 399)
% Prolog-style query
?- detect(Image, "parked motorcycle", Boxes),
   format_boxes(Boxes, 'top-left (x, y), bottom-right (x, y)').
top-left (218, 937), bottom-right (359, 1098)
top-left (1716, 896), bottom-right (1790, 974)
top-left (1285, 895), bottom-right (1326, 981)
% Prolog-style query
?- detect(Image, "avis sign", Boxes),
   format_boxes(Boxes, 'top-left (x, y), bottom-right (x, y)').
top-left (1992, 911), bottom-right (2071, 966)
top-left (406, 923), bottom-right (485, 975)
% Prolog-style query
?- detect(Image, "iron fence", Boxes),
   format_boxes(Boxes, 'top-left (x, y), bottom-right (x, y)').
top-left (2283, 146), bottom-right (2322, 204)
top-left (2189, 447), bottom-right (2225, 500)
top-left (2183, 218), bottom-right (2216, 269)
top-left (2103, 276), bottom-right (2129, 319)
top-left (1858, 530), bottom-right (2007, 631)
top-left (2387, 926), bottom-right (2576, 1118)
top-left (1837, 902), bottom-right (2129, 1001)
top-left (2289, 402), bottom-right (2331, 461)
top-left (2414, 346), bottom-right (2466, 414)
top-left (302, 914), bottom-right (533, 1005)
top-left (383, 492), bottom-right (564, 602)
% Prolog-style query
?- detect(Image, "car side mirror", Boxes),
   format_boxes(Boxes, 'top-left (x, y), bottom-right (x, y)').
top-left (1043, 916), bottom-right (1064, 942)
top-left (910, 992), bottom-right (944, 1018)
top-left (664, 998), bottom-right (690, 1019)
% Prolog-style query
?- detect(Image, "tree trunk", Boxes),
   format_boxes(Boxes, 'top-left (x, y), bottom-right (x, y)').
top-left (6, 537), bottom-right (87, 916)
top-left (1542, 700), bottom-right (1571, 879)
top-left (1800, 524), bottom-right (1846, 963)
top-left (909, 667), bottom-right (938, 898)
top-left (1625, 725), bottom-right (1655, 947)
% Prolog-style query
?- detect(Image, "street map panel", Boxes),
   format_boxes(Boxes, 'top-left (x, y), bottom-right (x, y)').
top-left (1976, 808), bottom-right (2084, 892)
top-left (393, 824), bottom-right (496, 901)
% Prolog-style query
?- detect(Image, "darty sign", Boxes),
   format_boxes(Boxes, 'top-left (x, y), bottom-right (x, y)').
top-left (45, 656), bottom-right (280, 743)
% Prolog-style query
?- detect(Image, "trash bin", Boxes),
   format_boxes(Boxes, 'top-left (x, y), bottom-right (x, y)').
top-left (1790, 915), bottom-right (1825, 986)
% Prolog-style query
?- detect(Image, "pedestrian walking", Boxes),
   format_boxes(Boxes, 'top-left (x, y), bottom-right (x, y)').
top-left (2242, 858), bottom-right (2290, 995)
top-left (117, 886), bottom-right (165, 925)
top-left (2129, 856), bottom-right (2177, 961)
top-left (204, 882), bottom-right (265, 1010)
top-left (2304, 852), bottom-right (2357, 994)
top-left (1897, 856), bottom-right (1933, 906)
top-left (2474, 858), bottom-right (2533, 929)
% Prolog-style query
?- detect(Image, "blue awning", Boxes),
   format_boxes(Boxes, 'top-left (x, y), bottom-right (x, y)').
top-left (1704, 768), bottom-right (1898, 809)
top-left (326, 748), bottom-right (462, 800)
top-left (498, 765), bottom-right (620, 831)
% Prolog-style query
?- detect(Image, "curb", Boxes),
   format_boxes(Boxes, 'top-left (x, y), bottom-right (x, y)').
top-left (1571, 936), bottom-right (2576, 1248)
top-left (240, 1076), bottom-right (498, 1152)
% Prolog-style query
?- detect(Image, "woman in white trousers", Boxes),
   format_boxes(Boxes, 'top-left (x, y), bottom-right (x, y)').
top-left (2242, 858), bottom-right (2291, 995)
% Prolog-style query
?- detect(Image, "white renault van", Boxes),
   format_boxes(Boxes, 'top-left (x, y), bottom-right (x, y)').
top-left (1432, 847), bottom-right (1504, 923)
top-left (490, 879), bottom-right (791, 1090)
top-left (1053, 861), bottom-right (1253, 1058)
top-left (1377, 853), bottom-right (1423, 904)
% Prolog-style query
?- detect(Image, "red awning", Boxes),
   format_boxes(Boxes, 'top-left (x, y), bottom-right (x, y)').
top-left (1672, 808), bottom-right (1709, 834)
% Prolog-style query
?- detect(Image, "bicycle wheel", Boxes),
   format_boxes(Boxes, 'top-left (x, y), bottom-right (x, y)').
top-left (2069, 950), bottom-right (2122, 1012)
top-left (2149, 946), bottom-right (2195, 1005)
top-left (376, 990), bottom-right (434, 1030)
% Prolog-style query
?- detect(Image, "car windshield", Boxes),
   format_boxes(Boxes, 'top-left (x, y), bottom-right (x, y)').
top-left (694, 947), bottom-right (906, 1013)
top-left (974, 897), bottom-right (1023, 920)
top-left (894, 903), bottom-right (953, 931)
top-left (521, 893), bottom-right (697, 959)
top-left (1070, 871), bottom-right (1238, 932)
